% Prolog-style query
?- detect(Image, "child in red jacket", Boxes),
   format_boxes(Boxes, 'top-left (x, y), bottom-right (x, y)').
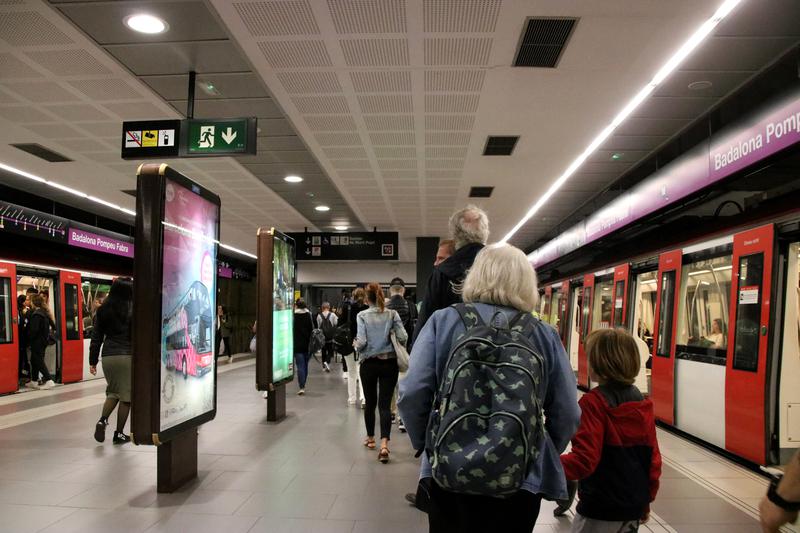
top-left (559, 328), bottom-right (661, 532)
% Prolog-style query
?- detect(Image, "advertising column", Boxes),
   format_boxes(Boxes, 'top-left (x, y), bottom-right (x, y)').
top-left (132, 163), bottom-right (220, 493)
top-left (256, 228), bottom-right (295, 422)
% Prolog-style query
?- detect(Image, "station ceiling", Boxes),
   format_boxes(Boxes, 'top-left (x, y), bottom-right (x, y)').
top-left (0, 0), bottom-right (798, 259)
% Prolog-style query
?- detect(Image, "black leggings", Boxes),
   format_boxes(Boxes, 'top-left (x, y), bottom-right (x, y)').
top-left (321, 342), bottom-right (335, 364)
top-left (30, 346), bottom-right (52, 382)
top-left (359, 357), bottom-right (398, 440)
top-left (428, 481), bottom-right (542, 533)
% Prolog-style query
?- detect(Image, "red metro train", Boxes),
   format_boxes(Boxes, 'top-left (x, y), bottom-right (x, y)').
top-left (537, 219), bottom-right (800, 467)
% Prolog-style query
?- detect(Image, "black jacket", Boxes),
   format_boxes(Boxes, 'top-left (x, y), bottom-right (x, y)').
top-left (349, 301), bottom-right (369, 340)
top-left (89, 304), bottom-right (132, 366)
top-left (28, 309), bottom-right (51, 352)
top-left (293, 309), bottom-right (314, 354)
top-left (412, 242), bottom-right (484, 343)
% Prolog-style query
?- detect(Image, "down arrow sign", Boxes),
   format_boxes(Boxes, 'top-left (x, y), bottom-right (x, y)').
top-left (221, 127), bottom-right (237, 145)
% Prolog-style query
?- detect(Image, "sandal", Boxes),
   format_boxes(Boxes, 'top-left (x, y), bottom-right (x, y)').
top-left (364, 437), bottom-right (376, 449)
top-left (378, 446), bottom-right (390, 464)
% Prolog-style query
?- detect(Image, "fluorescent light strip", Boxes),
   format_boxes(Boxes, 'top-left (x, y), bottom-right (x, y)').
top-left (503, 0), bottom-right (743, 246)
top-left (1, 161), bottom-right (257, 259)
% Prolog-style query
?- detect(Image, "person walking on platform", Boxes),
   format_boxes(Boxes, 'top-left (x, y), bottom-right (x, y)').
top-left (399, 244), bottom-right (580, 533)
top-left (346, 288), bottom-right (368, 406)
top-left (27, 294), bottom-right (55, 390)
top-left (293, 298), bottom-right (314, 395)
top-left (215, 305), bottom-right (232, 362)
top-left (404, 205), bottom-right (489, 510)
top-left (557, 328), bottom-right (662, 532)
top-left (317, 302), bottom-right (338, 373)
top-left (354, 282), bottom-right (407, 463)
top-left (89, 277), bottom-right (134, 445)
top-left (385, 277), bottom-right (416, 431)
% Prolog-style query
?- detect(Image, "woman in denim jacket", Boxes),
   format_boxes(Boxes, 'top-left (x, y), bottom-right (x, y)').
top-left (354, 282), bottom-right (408, 463)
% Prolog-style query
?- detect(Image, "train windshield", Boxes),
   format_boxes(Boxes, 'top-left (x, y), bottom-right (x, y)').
top-left (676, 255), bottom-right (732, 363)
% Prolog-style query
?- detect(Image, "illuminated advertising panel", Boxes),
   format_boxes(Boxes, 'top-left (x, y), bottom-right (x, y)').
top-left (272, 232), bottom-right (295, 384)
top-left (159, 177), bottom-right (219, 432)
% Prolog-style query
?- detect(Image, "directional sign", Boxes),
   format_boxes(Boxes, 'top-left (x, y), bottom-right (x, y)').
top-left (121, 120), bottom-right (181, 159)
top-left (182, 117), bottom-right (257, 156)
top-left (286, 232), bottom-right (399, 261)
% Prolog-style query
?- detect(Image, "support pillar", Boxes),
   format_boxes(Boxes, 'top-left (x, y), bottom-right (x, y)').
top-left (267, 383), bottom-right (286, 422)
top-left (157, 429), bottom-right (198, 493)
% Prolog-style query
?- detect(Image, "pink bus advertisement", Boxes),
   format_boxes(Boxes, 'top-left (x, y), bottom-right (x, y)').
top-left (159, 177), bottom-right (219, 432)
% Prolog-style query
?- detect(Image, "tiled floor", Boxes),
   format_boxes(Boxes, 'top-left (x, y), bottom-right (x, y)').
top-left (0, 357), bottom-right (795, 533)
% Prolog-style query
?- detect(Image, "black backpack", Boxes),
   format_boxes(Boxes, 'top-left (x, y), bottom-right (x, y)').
top-left (425, 303), bottom-right (546, 497)
top-left (320, 313), bottom-right (336, 341)
top-left (334, 322), bottom-right (354, 355)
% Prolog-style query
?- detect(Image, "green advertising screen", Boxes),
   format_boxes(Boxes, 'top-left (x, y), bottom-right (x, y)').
top-left (272, 234), bottom-right (295, 384)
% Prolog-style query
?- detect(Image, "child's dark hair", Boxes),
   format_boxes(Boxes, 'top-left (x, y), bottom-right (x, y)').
top-left (585, 328), bottom-right (640, 386)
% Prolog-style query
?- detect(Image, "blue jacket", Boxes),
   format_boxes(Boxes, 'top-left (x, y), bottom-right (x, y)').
top-left (354, 305), bottom-right (408, 360)
top-left (398, 303), bottom-right (581, 500)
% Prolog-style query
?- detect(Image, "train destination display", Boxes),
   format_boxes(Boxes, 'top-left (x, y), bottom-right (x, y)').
top-left (272, 232), bottom-right (295, 384)
top-left (159, 177), bottom-right (219, 432)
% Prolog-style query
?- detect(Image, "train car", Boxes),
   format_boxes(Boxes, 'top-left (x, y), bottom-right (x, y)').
top-left (162, 280), bottom-right (214, 379)
top-left (0, 258), bottom-right (117, 394)
top-left (538, 219), bottom-right (800, 467)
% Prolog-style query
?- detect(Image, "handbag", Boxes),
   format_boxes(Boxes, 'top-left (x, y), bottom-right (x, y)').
top-left (390, 330), bottom-right (409, 373)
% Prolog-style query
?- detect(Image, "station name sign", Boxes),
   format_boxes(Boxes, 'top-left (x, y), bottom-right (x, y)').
top-left (121, 117), bottom-right (257, 160)
top-left (286, 231), bottom-right (399, 261)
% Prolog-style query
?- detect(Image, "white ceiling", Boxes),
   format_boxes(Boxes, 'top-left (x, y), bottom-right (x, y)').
top-left (0, 0), bottom-right (313, 254)
top-left (1, 0), bottom-right (798, 259)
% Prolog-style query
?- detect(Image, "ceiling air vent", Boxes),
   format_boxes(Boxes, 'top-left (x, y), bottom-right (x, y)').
top-left (10, 143), bottom-right (72, 162)
top-left (469, 186), bottom-right (494, 198)
top-left (514, 17), bottom-right (577, 68)
top-left (483, 136), bottom-right (519, 156)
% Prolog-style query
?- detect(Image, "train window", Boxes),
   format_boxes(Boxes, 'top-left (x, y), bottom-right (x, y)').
top-left (0, 278), bottom-right (11, 344)
top-left (613, 280), bottom-right (625, 327)
top-left (633, 271), bottom-right (657, 352)
top-left (581, 286), bottom-right (592, 342)
top-left (656, 270), bottom-right (676, 357)
top-left (82, 280), bottom-right (110, 336)
top-left (675, 255), bottom-right (732, 364)
top-left (64, 283), bottom-right (80, 341)
top-left (732, 253), bottom-right (764, 372)
top-left (551, 289), bottom-right (562, 330)
top-left (539, 292), bottom-right (551, 320)
top-left (592, 278), bottom-right (614, 330)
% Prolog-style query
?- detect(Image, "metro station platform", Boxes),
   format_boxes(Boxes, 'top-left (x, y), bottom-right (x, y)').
top-left (0, 358), bottom-right (790, 533)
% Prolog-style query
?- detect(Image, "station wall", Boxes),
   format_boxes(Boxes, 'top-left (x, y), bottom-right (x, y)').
top-left (297, 262), bottom-right (416, 285)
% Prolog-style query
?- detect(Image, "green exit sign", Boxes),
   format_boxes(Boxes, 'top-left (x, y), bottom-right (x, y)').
top-left (181, 117), bottom-right (257, 157)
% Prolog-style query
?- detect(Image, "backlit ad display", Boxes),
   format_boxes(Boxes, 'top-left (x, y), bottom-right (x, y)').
top-left (159, 178), bottom-right (219, 432)
top-left (272, 232), bottom-right (295, 384)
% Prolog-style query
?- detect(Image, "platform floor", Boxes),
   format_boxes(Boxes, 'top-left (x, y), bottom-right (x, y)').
top-left (0, 357), bottom-right (796, 533)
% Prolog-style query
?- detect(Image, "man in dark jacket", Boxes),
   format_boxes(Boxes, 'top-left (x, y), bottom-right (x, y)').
top-left (412, 205), bottom-right (488, 344)
top-left (405, 204), bottom-right (489, 511)
top-left (386, 277), bottom-right (416, 340)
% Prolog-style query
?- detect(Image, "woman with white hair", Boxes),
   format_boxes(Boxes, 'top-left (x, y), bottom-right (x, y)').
top-left (399, 243), bottom-right (581, 533)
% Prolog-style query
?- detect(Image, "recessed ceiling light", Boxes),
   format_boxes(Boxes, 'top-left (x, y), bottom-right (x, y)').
top-left (688, 80), bottom-right (713, 91)
top-left (124, 14), bottom-right (168, 34)
top-left (284, 175), bottom-right (303, 183)
top-left (315, 205), bottom-right (330, 212)
top-left (611, 152), bottom-right (624, 160)
top-left (334, 225), bottom-right (348, 231)
top-left (199, 81), bottom-right (220, 96)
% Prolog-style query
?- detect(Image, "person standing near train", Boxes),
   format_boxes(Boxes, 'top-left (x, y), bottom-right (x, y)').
top-left (90, 278), bottom-right (134, 445)
top-left (27, 294), bottom-right (55, 390)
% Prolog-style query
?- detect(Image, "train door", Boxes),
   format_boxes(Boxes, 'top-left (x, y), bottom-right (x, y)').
top-left (0, 262), bottom-right (19, 394)
top-left (549, 285), bottom-right (562, 330)
top-left (612, 264), bottom-right (630, 327)
top-left (567, 284), bottom-right (582, 374)
top-left (726, 224), bottom-right (774, 464)
top-left (652, 250), bottom-right (682, 424)
top-left (778, 240), bottom-right (800, 461)
top-left (59, 270), bottom-right (83, 383)
top-left (81, 277), bottom-right (112, 381)
top-left (540, 286), bottom-right (552, 320)
top-left (16, 270), bottom-right (58, 381)
top-left (558, 280), bottom-right (570, 344)
top-left (631, 270), bottom-right (658, 395)
top-left (577, 274), bottom-right (594, 388)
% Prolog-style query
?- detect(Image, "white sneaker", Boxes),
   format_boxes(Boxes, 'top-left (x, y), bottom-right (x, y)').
top-left (25, 380), bottom-right (39, 390)
top-left (262, 391), bottom-right (269, 399)
top-left (323, 362), bottom-right (331, 373)
top-left (298, 389), bottom-right (305, 396)
top-left (348, 399), bottom-right (356, 405)
top-left (41, 380), bottom-right (55, 390)
top-left (343, 374), bottom-right (348, 380)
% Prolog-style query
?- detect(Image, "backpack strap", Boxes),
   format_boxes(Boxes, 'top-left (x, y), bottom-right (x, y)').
top-left (453, 303), bottom-right (485, 331)
top-left (509, 311), bottom-right (538, 338)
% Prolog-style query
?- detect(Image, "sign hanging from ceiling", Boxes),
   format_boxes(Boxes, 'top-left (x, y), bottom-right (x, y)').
top-left (120, 117), bottom-right (257, 160)
top-left (121, 119), bottom-right (181, 160)
top-left (182, 118), bottom-right (257, 156)
top-left (286, 232), bottom-right (399, 261)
